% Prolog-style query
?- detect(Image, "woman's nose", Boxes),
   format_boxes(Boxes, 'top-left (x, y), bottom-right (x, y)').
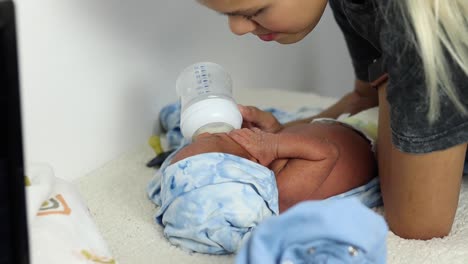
top-left (228, 16), bottom-right (257, 35)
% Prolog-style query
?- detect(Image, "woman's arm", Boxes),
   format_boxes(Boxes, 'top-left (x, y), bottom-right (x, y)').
top-left (284, 79), bottom-right (378, 127)
top-left (239, 80), bottom-right (379, 131)
top-left (377, 83), bottom-right (466, 239)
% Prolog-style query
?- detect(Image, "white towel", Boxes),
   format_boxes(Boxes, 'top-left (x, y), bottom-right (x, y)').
top-left (26, 163), bottom-right (115, 264)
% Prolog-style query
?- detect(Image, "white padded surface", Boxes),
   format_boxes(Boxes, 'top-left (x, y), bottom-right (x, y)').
top-left (77, 88), bottom-right (468, 263)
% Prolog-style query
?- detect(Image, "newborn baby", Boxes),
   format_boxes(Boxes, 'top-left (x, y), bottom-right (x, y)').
top-left (149, 104), bottom-right (381, 254)
top-left (171, 107), bottom-right (377, 213)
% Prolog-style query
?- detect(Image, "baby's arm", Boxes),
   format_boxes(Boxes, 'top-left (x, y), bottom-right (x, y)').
top-left (229, 127), bottom-right (341, 213)
top-left (228, 128), bottom-right (339, 166)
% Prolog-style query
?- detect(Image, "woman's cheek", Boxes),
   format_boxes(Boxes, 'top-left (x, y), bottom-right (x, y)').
top-left (259, 16), bottom-right (310, 33)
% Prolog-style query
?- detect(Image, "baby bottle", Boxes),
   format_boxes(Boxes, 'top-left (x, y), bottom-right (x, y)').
top-left (176, 62), bottom-right (243, 140)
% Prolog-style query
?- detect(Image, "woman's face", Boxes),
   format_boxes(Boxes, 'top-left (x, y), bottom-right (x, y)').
top-left (199, 0), bottom-right (328, 44)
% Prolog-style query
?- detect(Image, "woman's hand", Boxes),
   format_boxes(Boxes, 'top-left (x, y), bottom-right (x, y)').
top-left (238, 105), bottom-right (283, 133)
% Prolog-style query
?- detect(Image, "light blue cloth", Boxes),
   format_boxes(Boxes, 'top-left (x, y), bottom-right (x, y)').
top-left (148, 102), bottom-right (383, 255)
top-left (147, 152), bottom-right (279, 254)
top-left (328, 177), bottom-right (382, 208)
top-left (235, 198), bottom-right (388, 264)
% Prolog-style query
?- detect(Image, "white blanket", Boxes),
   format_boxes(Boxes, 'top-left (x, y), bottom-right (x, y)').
top-left (77, 88), bottom-right (468, 263)
top-left (26, 163), bottom-right (115, 264)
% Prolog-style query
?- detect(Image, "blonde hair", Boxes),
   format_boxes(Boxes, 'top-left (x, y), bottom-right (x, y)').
top-left (397, 0), bottom-right (468, 122)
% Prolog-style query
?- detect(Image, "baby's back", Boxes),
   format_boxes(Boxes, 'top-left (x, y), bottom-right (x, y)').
top-left (271, 122), bottom-right (376, 211)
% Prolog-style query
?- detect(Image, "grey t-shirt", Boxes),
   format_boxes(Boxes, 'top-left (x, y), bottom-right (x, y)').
top-left (329, 0), bottom-right (468, 154)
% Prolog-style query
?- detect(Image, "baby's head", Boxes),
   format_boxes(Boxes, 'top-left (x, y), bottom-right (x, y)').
top-left (156, 131), bottom-right (279, 254)
top-left (170, 131), bottom-right (258, 164)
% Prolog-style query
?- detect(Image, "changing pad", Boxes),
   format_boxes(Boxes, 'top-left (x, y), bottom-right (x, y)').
top-left (77, 88), bottom-right (468, 263)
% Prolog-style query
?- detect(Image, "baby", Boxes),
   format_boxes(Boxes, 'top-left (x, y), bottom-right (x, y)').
top-left (171, 106), bottom-right (378, 213)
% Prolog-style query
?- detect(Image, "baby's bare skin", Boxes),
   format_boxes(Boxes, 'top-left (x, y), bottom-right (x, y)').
top-left (171, 121), bottom-right (376, 213)
top-left (230, 123), bottom-right (376, 212)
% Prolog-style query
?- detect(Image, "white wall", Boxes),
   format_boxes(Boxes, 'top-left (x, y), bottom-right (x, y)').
top-left (304, 7), bottom-right (355, 97)
top-left (15, 0), bottom-right (353, 180)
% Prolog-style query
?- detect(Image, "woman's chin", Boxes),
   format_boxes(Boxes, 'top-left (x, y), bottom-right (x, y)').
top-left (274, 33), bottom-right (308, 45)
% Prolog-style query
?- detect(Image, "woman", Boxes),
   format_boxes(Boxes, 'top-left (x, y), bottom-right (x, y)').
top-left (197, 0), bottom-right (468, 240)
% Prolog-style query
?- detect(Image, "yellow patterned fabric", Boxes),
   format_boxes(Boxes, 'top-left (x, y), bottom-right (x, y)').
top-left (312, 107), bottom-right (379, 152)
top-left (339, 107), bottom-right (379, 142)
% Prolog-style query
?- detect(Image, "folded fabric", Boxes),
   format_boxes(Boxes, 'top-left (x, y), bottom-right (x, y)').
top-left (26, 163), bottom-right (115, 264)
top-left (314, 107), bottom-right (379, 152)
top-left (147, 152), bottom-right (279, 254)
top-left (235, 198), bottom-right (388, 264)
top-left (159, 101), bottom-right (183, 150)
top-left (328, 176), bottom-right (382, 208)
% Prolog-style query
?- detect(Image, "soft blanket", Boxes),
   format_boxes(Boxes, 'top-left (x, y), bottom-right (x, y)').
top-left (26, 163), bottom-right (115, 264)
top-left (236, 198), bottom-right (388, 264)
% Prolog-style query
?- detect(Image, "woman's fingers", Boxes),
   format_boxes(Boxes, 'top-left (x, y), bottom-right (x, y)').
top-left (238, 105), bottom-right (282, 133)
top-left (239, 105), bottom-right (267, 123)
top-left (242, 120), bottom-right (255, 129)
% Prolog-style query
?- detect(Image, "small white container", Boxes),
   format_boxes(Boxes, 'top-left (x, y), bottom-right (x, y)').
top-left (176, 62), bottom-right (242, 140)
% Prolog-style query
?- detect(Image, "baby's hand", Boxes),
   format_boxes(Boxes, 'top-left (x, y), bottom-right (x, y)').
top-left (238, 105), bottom-right (283, 133)
top-left (228, 128), bottom-right (279, 166)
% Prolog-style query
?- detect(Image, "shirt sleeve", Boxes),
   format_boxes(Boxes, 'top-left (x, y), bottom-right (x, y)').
top-left (380, 7), bottom-right (468, 154)
top-left (328, 0), bottom-right (381, 82)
